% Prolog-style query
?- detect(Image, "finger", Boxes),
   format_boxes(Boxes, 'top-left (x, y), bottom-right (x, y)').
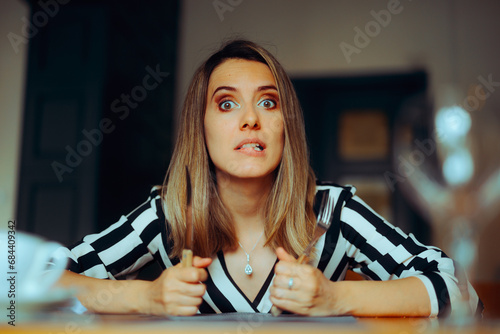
top-left (275, 247), bottom-right (297, 262)
top-left (170, 305), bottom-right (200, 317)
top-left (269, 295), bottom-right (312, 316)
top-left (160, 277), bottom-right (206, 300)
top-left (274, 274), bottom-right (301, 291)
top-left (179, 267), bottom-right (209, 283)
top-left (170, 294), bottom-right (204, 307)
top-left (275, 259), bottom-right (317, 280)
top-left (174, 281), bottom-right (207, 297)
top-left (161, 296), bottom-right (203, 316)
top-left (193, 256), bottom-right (212, 268)
top-left (271, 279), bottom-right (309, 302)
top-left (271, 285), bottom-right (315, 306)
top-left (274, 260), bottom-right (298, 276)
top-left (270, 284), bottom-right (291, 301)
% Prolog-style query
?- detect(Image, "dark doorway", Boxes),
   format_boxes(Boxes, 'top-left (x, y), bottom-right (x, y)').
top-left (16, 0), bottom-right (179, 246)
top-left (292, 71), bottom-right (430, 242)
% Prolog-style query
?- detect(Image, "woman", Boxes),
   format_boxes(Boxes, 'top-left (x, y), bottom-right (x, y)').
top-left (59, 39), bottom-right (482, 317)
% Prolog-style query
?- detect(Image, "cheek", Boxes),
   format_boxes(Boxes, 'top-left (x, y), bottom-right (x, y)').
top-left (203, 118), bottom-right (217, 156)
top-left (204, 113), bottom-right (218, 141)
top-left (272, 116), bottom-right (285, 148)
top-left (271, 116), bottom-right (284, 134)
top-left (204, 117), bottom-right (233, 161)
top-left (259, 115), bottom-right (285, 151)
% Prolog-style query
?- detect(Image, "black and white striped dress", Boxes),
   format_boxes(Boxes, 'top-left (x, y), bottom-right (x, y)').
top-left (62, 182), bottom-right (482, 317)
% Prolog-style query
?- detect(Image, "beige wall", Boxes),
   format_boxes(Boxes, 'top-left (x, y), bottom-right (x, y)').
top-left (0, 0), bottom-right (28, 227)
top-left (177, 0), bottom-right (500, 281)
top-left (176, 0), bottom-right (500, 110)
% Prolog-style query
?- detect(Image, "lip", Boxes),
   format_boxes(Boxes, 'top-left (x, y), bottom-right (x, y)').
top-left (235, 138), bottom-right (266, 157)
top-left (235, 138), bottom-right (266, 150)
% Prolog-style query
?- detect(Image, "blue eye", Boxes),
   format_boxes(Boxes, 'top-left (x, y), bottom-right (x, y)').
top-left (258, 99), bottom-right (277, 109)
top-left (219, 100), bottom-right (239, 111)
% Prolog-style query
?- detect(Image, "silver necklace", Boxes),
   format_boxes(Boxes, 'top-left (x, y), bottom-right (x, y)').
top-left (238, 231), bottom-right (265, 276)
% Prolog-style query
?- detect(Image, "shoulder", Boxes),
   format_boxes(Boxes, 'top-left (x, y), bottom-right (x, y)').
top-left (313, 180), bottom-right (357, 214)
top-left (123, 186), bottom-right (165, 223)
top-left (142, 185), bottom-right (163, 210)
top-left (149, 185), bottom-right (163, 202)
top-left (148, 185), bottom-right (165, 218)
top-left (314, 180), bottom-right (356, 201)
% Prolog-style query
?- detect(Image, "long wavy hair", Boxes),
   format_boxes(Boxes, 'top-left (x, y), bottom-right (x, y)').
top-left (162, 39), bottom-right (317, 258)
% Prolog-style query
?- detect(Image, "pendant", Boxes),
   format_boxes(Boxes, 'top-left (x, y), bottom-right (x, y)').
top-left (245, 264), bottom-right (253, 275)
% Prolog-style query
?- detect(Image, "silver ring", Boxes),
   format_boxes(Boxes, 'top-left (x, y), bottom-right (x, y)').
top-left (288, 277), bottom-right (294, 290)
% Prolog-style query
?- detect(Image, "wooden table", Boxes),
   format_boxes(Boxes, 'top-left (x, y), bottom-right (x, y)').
top-left (1, 313), bottom-right (499, 334)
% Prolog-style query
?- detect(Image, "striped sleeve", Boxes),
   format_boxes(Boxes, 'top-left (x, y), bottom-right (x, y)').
top-left (338, 192), bottom-right (482, 317)
top-left (60, 187), bottom-right (170, 279)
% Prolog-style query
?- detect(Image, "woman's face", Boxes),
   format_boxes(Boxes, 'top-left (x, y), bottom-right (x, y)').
top-left (204, 59), bottom-right (285, 182)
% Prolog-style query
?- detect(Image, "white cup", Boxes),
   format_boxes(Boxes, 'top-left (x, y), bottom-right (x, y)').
top-left (0, 230), bottom-right (68, 307)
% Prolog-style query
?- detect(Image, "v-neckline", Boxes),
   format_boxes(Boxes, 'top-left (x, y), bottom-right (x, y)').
top-left (217, 251), bottom-right (277, 310)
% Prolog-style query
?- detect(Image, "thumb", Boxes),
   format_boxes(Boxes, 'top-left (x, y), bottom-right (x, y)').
top-left (193, 256), bottom-right (212, 268)
top-left (275, 247), bottom-right (297, 262)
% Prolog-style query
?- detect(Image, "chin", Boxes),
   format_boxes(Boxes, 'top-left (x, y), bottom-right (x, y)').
top-left (235, 168), bottom-right (268, 179)
top-left (222, 164), bottom-right (275, 180)
top-left (239, 164), bottom-right (279, 179)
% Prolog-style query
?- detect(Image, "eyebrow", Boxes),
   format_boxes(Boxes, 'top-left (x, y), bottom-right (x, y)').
top-left (211, 85), bottom-right (278, 99)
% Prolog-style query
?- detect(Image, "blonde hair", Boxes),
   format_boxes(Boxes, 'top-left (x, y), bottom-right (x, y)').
top-left (162, 40), bottom-right (317, 258)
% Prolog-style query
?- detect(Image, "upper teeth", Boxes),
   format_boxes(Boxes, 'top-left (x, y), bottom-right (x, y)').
top-left (241, 143), bottom-right (263, 151)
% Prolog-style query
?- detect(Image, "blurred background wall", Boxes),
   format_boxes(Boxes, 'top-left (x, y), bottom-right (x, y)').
top-left (1, 0), bottom-right (499, 291)
top-left (0, 0), bottom-right (28, 227)
top-left (176, 0), bottom-right (500, 110)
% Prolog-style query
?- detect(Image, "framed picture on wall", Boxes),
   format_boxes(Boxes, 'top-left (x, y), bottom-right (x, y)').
top-left (338, 109), bottom-right (389, 162)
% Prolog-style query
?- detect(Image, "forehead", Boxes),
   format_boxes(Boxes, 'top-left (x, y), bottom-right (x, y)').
top-left (208, 59), bottom-right (276, 90)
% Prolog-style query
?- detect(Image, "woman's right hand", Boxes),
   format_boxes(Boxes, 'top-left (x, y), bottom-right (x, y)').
top-left (147, 256), bottom-right (212, 316)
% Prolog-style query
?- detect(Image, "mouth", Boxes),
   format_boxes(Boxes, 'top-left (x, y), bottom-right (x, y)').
top-left (235, 139), bottom-right (266, 153)
top-left (237, 143), bottom-right (264, 152)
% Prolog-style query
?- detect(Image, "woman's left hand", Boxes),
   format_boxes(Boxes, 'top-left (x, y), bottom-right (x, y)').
top-left (270, 247), bottom-right (340, 316)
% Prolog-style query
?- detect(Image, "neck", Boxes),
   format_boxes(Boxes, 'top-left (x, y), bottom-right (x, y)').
top-left (216, 171), bottom-right (274, 234)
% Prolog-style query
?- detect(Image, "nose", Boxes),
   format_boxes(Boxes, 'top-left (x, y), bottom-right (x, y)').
top-left (240, 105), bottom-right (260, 130)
